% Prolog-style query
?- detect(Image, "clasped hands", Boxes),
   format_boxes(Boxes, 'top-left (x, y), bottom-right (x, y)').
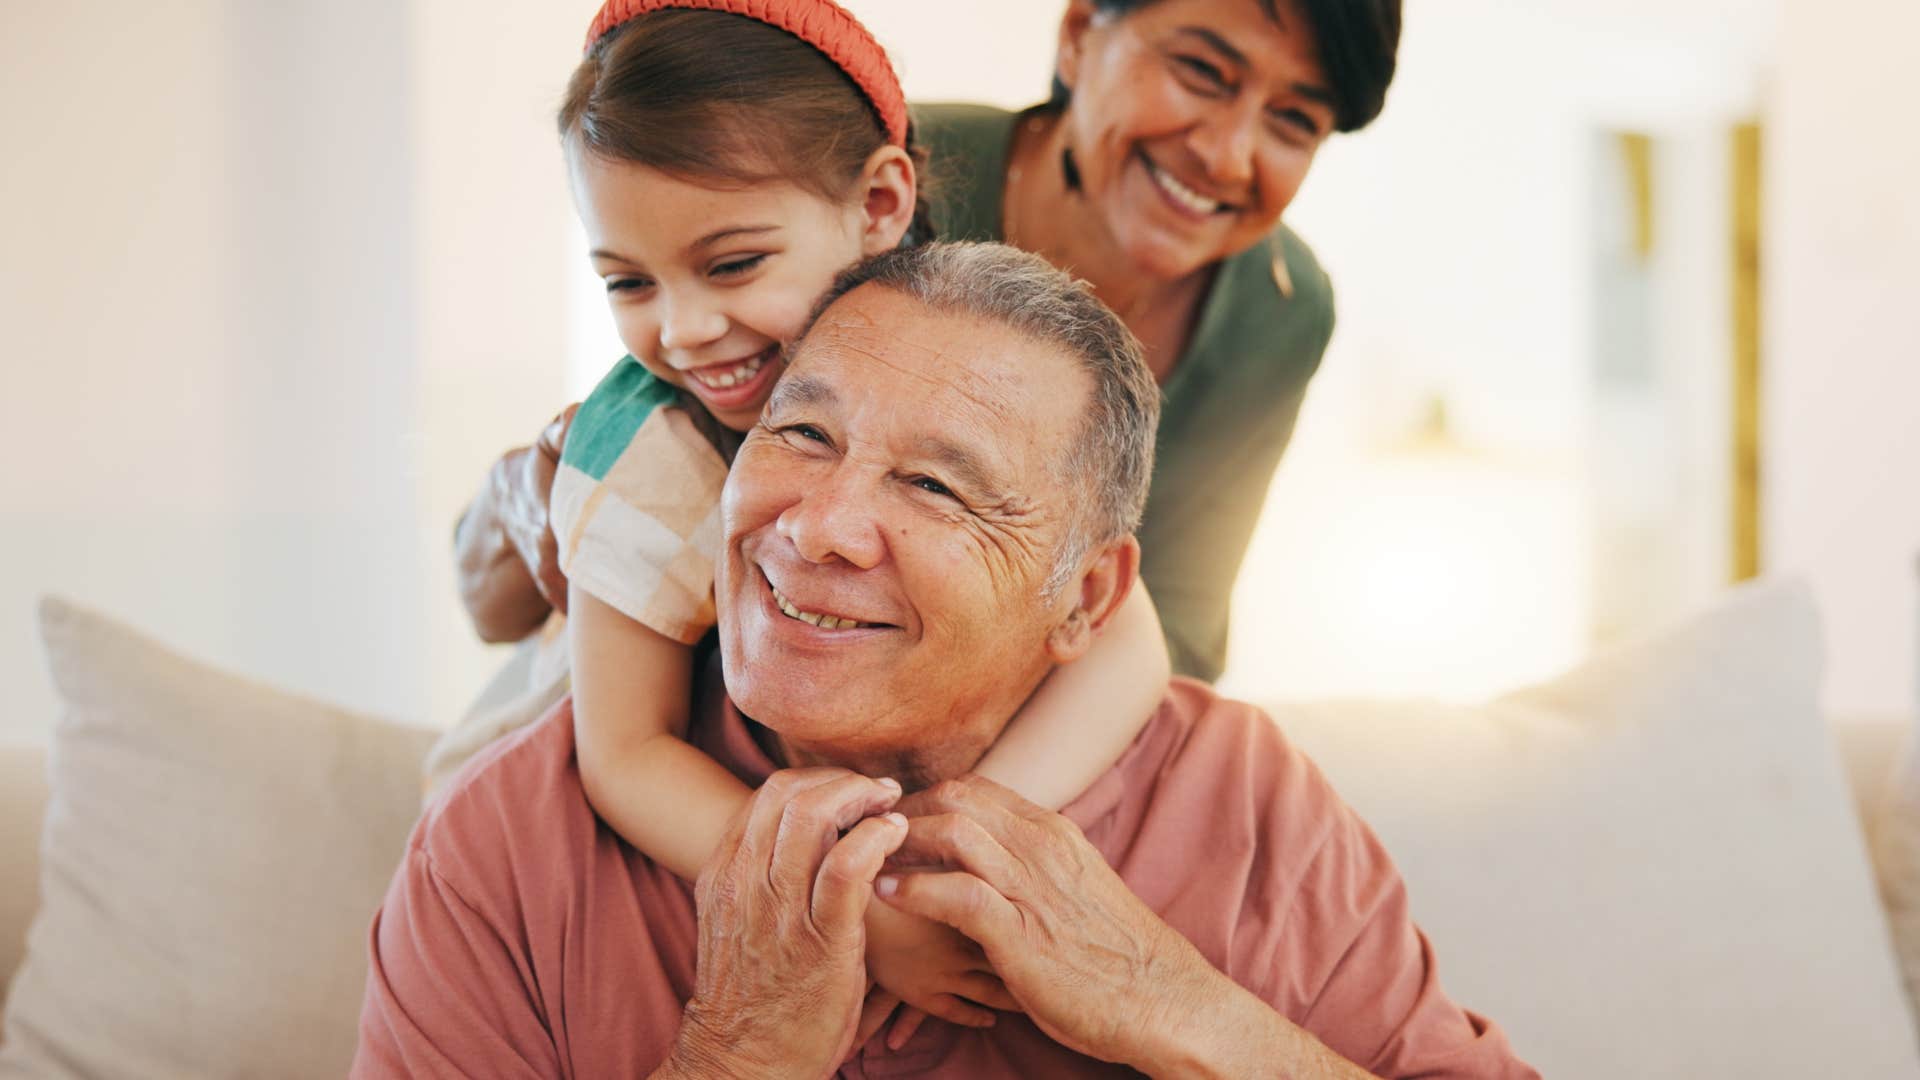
top-left (666, 768), bottom-right (1228, 1080)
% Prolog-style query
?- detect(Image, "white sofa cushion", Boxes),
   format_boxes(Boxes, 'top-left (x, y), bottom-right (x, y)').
top-left (0, 598), bottom-right (435, 1079)
top-left (1269, 578), bottom-right (1920, 1079)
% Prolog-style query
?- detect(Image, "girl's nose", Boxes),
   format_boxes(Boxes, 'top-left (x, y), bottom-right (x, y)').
top-left (658, 294), bottom-right (729, 354)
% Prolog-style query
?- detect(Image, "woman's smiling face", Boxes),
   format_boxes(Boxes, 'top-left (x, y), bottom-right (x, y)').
top-left (1054, 0), bottom-right (1336, 281)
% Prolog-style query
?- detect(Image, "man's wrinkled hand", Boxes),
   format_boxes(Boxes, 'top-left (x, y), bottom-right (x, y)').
top-left (875, 775), bottom-right (1224, 1071)
top-left (672, 768), bottom-right (907, 1080)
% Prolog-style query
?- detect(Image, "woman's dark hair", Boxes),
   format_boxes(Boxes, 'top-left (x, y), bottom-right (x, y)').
top-left (1051, 0), bottom-right (1402, 133)
top-left (559, 10), bottom-right (934, 244)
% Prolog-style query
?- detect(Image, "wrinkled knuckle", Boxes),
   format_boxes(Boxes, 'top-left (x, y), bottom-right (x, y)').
top-left (817, 851), bottom-right (860, 891)
top-left (958, 879), bottom-right (995, 919)
top-left (1038, 811), bottom-right (1080, 843)
top-left (927, 778), bottom-right (971, 807)
top-left (952, 814), bottom-right (994, 850)
top-left (789, 783), bottom-right (841, 821)
top-left (760, 770), bottom-right (799, 800)
top-left (778, 796), bottom-right (822, 838)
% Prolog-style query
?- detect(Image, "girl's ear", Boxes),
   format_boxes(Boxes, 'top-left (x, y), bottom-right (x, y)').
top-left (856, 144), bottom-right (918, 255)
top-left (1056, 0), bottom-right (1099, 96)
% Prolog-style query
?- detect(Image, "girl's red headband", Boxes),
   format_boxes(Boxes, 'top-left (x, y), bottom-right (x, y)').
top-left (583, 0), bottom-right (909, 148)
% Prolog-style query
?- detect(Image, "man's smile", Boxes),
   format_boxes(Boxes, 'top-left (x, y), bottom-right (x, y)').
top-left (762, 568), bottom-right (898, 633)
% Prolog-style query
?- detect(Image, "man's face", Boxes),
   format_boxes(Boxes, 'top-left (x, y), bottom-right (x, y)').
top-left (717, 284), bottom-right (1092, 764)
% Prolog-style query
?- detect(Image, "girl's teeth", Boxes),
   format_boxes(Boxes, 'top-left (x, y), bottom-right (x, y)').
top-left (693, 354), bottom-right (766, 390)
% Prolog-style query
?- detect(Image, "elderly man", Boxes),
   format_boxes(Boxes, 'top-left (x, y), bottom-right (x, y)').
top-left (354, 243), bottom-right (1536, 1079)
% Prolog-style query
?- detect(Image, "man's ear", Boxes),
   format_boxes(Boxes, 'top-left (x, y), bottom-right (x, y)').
top-left (856, 145), bottom-right (917, 255)
top-left (1055, 0), bottom-right (1099, 96)
top-left (1046, 535), bottom-right (1139, 665)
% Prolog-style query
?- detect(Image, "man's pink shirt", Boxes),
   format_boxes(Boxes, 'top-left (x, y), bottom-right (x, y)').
top-left (354, 680), bottom-right (1537, 1078)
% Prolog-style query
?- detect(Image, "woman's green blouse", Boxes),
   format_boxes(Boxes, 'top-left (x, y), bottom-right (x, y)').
top-left (914, 103), bottom-right (1336, 682)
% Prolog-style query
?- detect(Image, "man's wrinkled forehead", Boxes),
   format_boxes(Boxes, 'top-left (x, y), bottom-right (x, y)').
top-left (780, 286), bottom-right (1032, 426)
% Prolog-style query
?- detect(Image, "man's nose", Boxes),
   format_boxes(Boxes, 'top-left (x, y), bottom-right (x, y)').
top-left (658, 292), bottom-right (728, 354)
top-left (773, 467), bottom-right (886, 570)
top-left (1190, 99), bottom-right (1259, 192)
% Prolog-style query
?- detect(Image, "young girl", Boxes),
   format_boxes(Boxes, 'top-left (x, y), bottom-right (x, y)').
top-left (552, 0), bottom-right (1171, 1046)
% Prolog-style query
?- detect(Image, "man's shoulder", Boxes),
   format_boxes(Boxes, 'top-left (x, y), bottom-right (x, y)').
top-left (1124, 678), bottom-right (1354, 851)
top-left (1148, 679), bottom-right (1315, 783)
top-left (411, 699), bottom-right (592, 898)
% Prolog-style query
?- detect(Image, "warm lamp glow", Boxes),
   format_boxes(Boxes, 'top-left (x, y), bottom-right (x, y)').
top-left (1221, 420), bottom-right (1586, 703)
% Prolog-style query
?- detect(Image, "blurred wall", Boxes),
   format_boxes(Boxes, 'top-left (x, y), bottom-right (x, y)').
top-left (1765, 0), bottom-right (1920, 716)
top-left (0, 2), bottom-right (581, 739)
top-left (0, 2), bottom-right (421, 738)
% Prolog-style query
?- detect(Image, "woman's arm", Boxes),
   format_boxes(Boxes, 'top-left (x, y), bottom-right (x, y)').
top-left (569, 585), bottom-right (751, 881)
top-left (455, 406), bottom-right (576, 644)
top-left (971, 584), bottom-right (1170, 808)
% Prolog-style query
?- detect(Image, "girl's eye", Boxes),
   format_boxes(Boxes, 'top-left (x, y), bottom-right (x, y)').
top-left (605, 276), bottom-right (652, 294)
top-left (712, 254), bottom-right (769, 279)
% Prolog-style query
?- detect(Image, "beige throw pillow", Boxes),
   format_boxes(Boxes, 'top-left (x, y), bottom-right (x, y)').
top-left (1268, 579), bottom-right (1920, 1079)
top-left (0, 598), bottom-right (435, 1079)
top-left (1870, 727), bottom-right (1920, 1034)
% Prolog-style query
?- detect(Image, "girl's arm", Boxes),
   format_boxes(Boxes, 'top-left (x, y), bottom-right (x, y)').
top-left (569, 585), bottom-right (750, 881)
top-left (972, 584), bottom-right (1171, 808)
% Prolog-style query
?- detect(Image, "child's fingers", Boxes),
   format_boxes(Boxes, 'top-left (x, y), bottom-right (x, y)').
top-left (854, 989), bottom-right (902, 1050)
top-left (884, 1005), bottom-right (929, 1051)
top-left (897, 992), bottom-right (997, 1041)
top-left (948, 971), bottom-right (1021, 1012)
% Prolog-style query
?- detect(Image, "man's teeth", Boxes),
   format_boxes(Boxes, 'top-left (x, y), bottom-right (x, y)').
top-left (690, 353), bottom-right (767, 390)
top-left (1147, 160), bottom-right (1224, 215)
top-left (770, 584), bottom-right (870, 630)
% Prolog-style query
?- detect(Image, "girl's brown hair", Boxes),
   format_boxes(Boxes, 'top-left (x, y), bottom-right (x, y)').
top-left (558, 9), bottom-right (934, 244)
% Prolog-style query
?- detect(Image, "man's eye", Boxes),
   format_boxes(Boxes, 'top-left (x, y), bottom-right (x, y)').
top-left (712, 254), bottom-right (768, 279)
top-left (912, 476), bottom-right (956, 499)
top-left (781, 423), bottom-right (829, 444)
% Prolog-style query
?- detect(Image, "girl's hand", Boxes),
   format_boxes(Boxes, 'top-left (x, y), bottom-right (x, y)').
top-left (862, 899), bottom-right (1020, 1049)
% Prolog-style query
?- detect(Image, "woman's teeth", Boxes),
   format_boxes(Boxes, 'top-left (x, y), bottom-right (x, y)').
top-left (1146, 159), bottom-right (1225, 216)
top-left (770, 583), bottom-right (871, 631)
top-left (690, 352), bottom-right (767, 390)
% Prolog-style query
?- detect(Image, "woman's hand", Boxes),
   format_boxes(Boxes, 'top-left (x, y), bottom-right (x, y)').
top-left (863, 896), bottom-right (1020, 1049)
top-left (454, 404), bottom-right (577, 643)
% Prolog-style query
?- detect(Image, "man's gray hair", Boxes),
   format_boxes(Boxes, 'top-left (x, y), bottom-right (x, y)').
top-left (796, 242), bottom-right (1160, 596)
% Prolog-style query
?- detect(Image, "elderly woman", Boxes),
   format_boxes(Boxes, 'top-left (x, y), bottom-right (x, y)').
top-left (456, 0), bottom-right (1400, 683)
